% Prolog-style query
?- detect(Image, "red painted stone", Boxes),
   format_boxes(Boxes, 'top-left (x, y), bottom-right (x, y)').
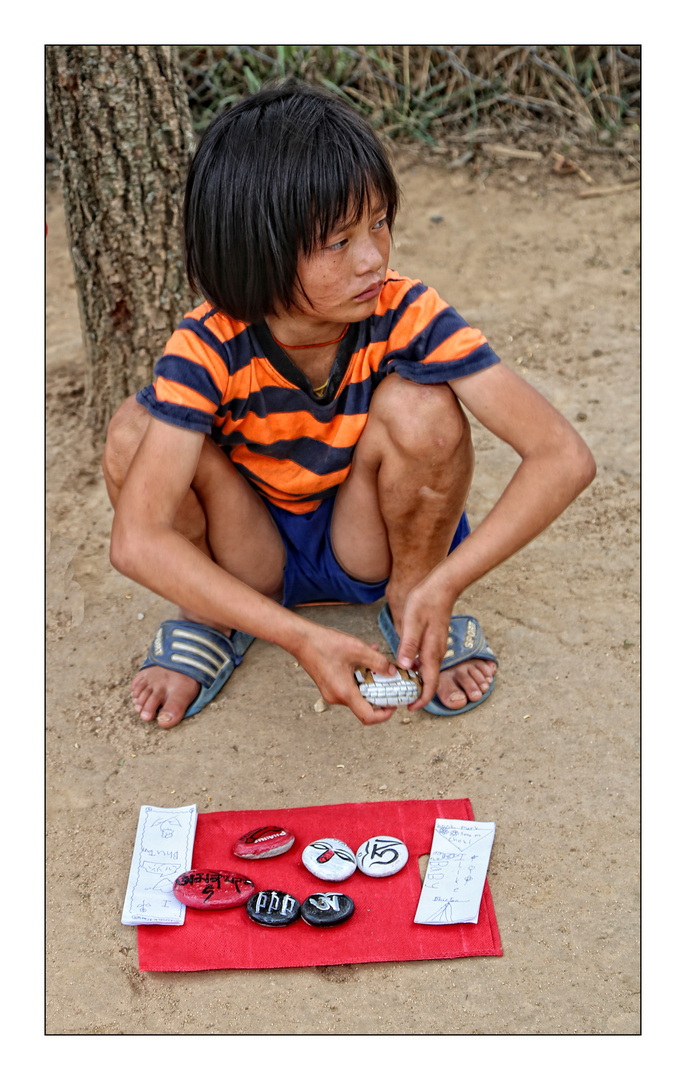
top-left (233, 825), bottom-right (296, 860)
top-left (173, 869), bottom-right (257, 909)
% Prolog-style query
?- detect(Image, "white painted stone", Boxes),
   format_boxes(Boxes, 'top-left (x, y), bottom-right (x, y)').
top-left (302, 838), bottom-right (357, 881)
top-left (355, 836), bottom-right (409, 877)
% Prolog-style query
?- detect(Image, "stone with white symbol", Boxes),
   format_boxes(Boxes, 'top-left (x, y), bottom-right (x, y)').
top-left (354, 666), bottom-right (421, 707)
top-left (302, 838), bottom-right (357, 882)
top-left (300, 892), bottom-right (355, 927)
top-left (355, 835), bottom-right (409, 878)
top-left (246, 889), bottom-right (301, 926)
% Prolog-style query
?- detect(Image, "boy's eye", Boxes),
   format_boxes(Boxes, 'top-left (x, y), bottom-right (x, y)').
top-left (324, 211), bottom-right (387, 251)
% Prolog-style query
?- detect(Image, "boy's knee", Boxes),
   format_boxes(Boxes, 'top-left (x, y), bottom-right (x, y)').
top-left (370, 375), bottom-right (471, 462)
top-left (102, 395), bottom-right (150, 490)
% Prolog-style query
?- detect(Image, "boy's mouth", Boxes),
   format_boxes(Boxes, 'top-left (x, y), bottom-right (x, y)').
top-left (354, 281), bottom-right (383, 302)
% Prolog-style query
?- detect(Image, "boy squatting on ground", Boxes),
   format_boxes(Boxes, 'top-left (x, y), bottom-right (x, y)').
top-left (102, 80), bottom-right (595, 730)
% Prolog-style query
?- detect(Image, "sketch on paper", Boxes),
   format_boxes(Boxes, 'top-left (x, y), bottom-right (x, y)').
top-left (414, 819), bottom-right (495, 925)
top-left (121, 804), bottom-right (198, 926)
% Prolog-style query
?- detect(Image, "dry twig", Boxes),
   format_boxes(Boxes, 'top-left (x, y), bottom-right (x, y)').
top-left (552, 151), bottom-right (594, 184)
top-left (486, 143), bottom-right (543, 160)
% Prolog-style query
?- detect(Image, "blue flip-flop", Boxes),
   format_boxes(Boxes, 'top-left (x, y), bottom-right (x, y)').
top-left (140, 619), bottom-right (255, 719)
top-left (378, 603), bottom-right (497, 716)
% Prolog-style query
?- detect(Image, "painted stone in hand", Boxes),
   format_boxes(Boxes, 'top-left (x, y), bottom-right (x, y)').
top-left (246, 890), bottom-right (301, 926)
top-left (302, 838), bottom-right (357, 881)
top-left (233, 825), bottom-right (295, 859)
top-left (301, 893), bottom-right (355, 927)
top-left (354, 666), bottom-right (421, 707)
top-left (356, 836), bottom-right (409, 878)
top-left (173, 869), bottom-right (257, 909)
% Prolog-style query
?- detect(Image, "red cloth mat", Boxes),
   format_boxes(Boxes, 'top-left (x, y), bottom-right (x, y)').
top-left (137, 798), bottom-right (502, 971)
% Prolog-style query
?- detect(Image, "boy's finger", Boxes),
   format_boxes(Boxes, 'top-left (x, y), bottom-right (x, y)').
top-left (396, 628), bottom-right (421, 670)
top-left (352, 696), bottom-right (395, 725)
top-left (358, 703), bottom-right (395, 725)
top-left (362, 648), bottom-right (396, 676)
top-left (342, 677), bottom-right (394, 724)
top-left (410, 657), bottom-right (440, 711)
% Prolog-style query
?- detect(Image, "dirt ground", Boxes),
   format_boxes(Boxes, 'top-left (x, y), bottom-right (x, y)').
top-left (45, 150), bottom-right (640, 1035)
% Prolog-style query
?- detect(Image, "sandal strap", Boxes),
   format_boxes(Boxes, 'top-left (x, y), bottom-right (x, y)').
top-left (141, 620), bottom-right (254, 690)
top-left (441, 616), bottom-right (497, 671)
top-left (378, 605), bottom-right (497, 670)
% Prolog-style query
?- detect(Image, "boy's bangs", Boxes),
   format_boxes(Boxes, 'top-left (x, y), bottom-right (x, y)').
top-left (302, 152), bottom-right (396, 254)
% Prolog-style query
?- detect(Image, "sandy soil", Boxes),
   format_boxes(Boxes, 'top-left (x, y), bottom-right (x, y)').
top-left (46, 151), bottom-right (640, 1035)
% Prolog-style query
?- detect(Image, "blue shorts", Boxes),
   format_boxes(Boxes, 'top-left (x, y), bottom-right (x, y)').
top-left (264, 496), bottom-right (470, 608)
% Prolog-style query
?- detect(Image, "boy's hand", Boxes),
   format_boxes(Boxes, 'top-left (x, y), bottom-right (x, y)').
top-left (395, 578), bottom-right (455, 712)
top-left (294, 625), bottom-right (397, 725)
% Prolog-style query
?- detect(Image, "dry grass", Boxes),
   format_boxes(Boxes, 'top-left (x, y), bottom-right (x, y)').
top-left (178, 45), bottom-right (640, 157)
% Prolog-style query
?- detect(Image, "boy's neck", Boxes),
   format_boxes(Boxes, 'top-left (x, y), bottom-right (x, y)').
top-left (263, 313), bottom-right (349, 389)
top-left (264, 312), bottom-right (348, 351)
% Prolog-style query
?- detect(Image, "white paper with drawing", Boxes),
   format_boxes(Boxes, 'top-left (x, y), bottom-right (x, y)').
top-left (414, 819), bottom-right (496, 925)
top-left (121, 804), bottom-right (198, 925)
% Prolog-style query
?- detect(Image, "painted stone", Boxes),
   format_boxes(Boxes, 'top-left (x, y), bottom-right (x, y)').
top-left (233, 825), bottom-right (295, 859)
top-left (172, 869), bottom-right (257, 909)
top-left (301, 892), bottom-right (355, 928)
top-left (355, 836), bottom-right (409, 878)
top-left (354, 666), bottom-right (421, 707)
top-left (246, 889), bottom-right (301, 926)
top-left (302, 838), bottom-right (357, 882)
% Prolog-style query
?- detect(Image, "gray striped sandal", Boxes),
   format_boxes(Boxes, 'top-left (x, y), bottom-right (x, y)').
top-left (140, 619), bottom-right (255, 719)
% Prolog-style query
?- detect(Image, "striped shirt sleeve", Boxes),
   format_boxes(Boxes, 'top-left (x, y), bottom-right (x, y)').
top-left (136, 305), bottom-right (234, 433)
top-left (380, 278), bottom-right (501, 383)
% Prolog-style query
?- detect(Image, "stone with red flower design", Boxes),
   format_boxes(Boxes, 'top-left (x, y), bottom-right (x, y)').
top-left (302, 838), bottom-right (357, 881)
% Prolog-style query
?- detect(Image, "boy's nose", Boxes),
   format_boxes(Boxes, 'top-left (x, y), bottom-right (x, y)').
top-left (355, 238), bottom-right (385, 275)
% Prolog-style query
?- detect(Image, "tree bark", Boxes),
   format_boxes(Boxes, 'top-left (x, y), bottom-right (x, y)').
top-left (46, 46), bottom-right (196, 437)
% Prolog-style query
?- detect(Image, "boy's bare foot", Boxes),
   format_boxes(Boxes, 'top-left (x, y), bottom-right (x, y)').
top-left (435, 659), bottom-right (497, 711)
top-left (131, 666), bottom-right (201, 728)
top-left (131, 610), bottom-right (242, 728)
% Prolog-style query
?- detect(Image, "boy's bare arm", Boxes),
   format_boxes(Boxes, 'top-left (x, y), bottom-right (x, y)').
top-left (398, 363), bottom-right (596, 708)
top-left (110, 417), bottom-right (395, 724)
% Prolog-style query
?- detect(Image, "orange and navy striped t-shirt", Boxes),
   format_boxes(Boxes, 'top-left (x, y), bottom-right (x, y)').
top-left (136, 270), bottom-right (500, 513)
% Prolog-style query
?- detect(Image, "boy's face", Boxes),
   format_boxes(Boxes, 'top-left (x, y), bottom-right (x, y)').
top-left (294, 198), bottom-right (391, 324)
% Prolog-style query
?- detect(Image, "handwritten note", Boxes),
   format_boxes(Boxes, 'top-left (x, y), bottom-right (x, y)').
top-left (121, 804), bottom-right (198, 926)
top-left (414, 819), bottom-right (496, 925)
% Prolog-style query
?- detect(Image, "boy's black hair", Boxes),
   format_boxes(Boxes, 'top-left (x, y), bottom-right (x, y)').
top-left (183, 78), bottom-right (399, 323)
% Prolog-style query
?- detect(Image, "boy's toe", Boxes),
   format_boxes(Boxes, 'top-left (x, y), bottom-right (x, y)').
top-left (435, 669), bottom-right (468, 709)
top-left (446, 688), bottom-right (469, 708)
top-left (156, 695), bottom-right (190, 728)
top-left (460, 670), bottom-right (485, 701)
top-left (132, 683), bottom-right (155, 715)
top-left (131, 670), bottom-right (152, 695)
top-left (140, 690), bottom-right (166, 721)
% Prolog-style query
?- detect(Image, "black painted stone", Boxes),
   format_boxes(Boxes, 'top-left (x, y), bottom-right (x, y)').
top-left (300, 892), bottom-right (355, 928)
top-left (246, 889), bottom-right (301, 926)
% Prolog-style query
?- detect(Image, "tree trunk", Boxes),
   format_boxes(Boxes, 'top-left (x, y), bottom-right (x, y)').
top-left (46, 46), bottom-right (196, 438)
